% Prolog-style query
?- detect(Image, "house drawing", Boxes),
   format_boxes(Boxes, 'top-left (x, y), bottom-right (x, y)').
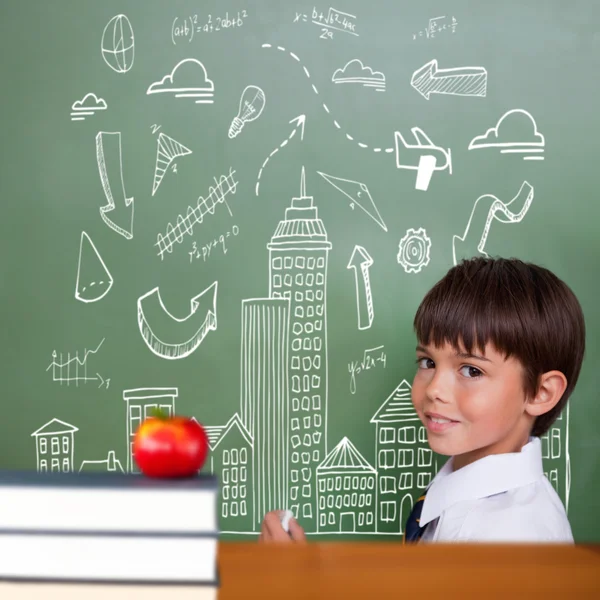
top-left (204, 412), bottom-right (253, 532)
top-left (316, 436), bottom-right (377, 533)
top-left (370, 379), bottom-right (433, 534)
top-left (122, 387), bottom-right (178, 473)
top-left (31, 418), bottom-right (79, 473)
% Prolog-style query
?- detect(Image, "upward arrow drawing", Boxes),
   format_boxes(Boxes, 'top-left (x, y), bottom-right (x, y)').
top-left (411, 59), bottom-right (487, 100)
top-left (347, 246), bottom-right (374, 331)
top-left (96, 131), bottom-right (134, 240)
top-left (452, 181), bottom-right (534, 265)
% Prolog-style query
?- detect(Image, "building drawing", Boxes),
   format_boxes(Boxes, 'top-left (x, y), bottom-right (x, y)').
top-left (31, 418), bottom-right (79, 473)
top-left (316, 437), bottom-right (377, 533)
top-left (540, 403), bottom-right (570, 512)
top-left (79, 450), bottom-right (125, 473)
top-left (370, 379), bottom-right (432, 534)
top-left (240, 298), bottom-right (290, 527)
top-left (122, 387), bottom-right (178, 473)
top-left (204, 413), bottom-right (253, 532)
top-left (266, 167), bottom-right (332, 531)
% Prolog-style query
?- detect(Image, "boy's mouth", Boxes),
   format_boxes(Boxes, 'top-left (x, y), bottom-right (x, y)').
top-left (424, 411), bottom-right (460, 433)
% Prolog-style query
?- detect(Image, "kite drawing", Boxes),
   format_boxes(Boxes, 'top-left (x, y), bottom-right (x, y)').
top-left (317, 172), bottom-right (387, 232)
top-left (147, 58), bottom-right (214, 103)
top-left (152, 133), bottom-right (192, 196)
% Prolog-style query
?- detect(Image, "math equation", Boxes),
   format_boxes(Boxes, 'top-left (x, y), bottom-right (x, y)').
top-left (348, 345), bottom-right (387, 394)
top-left (189, 225), bottom-right (240, 264)
top-left (413, 16), bottom-right (458, 40)
top-left (293, 6), bottom-right (359, 40)
top-left (172, 10), bottom-right (248, 44)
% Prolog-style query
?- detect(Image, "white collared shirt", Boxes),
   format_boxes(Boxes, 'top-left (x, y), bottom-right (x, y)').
top-left (418, 437), bottom-right (573, 543)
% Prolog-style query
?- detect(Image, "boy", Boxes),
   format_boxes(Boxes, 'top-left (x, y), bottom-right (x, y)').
top-left (258, 257), bottom-right (585, 543)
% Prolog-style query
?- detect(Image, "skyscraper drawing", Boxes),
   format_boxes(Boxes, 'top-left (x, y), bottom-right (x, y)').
top-left (267, 167), bottom-right (332, 530)
top-left (240, 298), bottom-right (290, 527)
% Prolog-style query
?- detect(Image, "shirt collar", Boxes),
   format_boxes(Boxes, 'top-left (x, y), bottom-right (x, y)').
top-left (419, 437), bottom-right (544, 527)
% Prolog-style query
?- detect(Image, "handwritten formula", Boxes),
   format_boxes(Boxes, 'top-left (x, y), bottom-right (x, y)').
top-left (413, 16), bottom-right (457, 40)
top-left (189, 225), bottom-right (240, 263)
top-left (348, 345), bottom-right (387, 394)
top-left (172, 10), bottom-right (248, 44)
top-left (294, 6), bottom-right (359, 40)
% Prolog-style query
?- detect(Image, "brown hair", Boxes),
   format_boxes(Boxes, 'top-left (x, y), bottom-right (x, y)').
top-left (413, 257), bottom-right (586, 436)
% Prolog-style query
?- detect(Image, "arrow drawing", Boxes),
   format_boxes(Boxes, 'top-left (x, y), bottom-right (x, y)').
top-left (137, 281), bottom-right (218, 359)
top-left (347, 246), bottom-right (374, 330)
top-left (152, 133), bottom-right (192, 196)
top-left (96, 132), bottom-right (134, 239)
top-left (317, 172), bottom-right (387, 232)
top-left (255, 114), bottom-right (305, 196)
top-left (411, 59), bottom-right (487, 100)
top-left (452, 181), bottom-right (534, 266)
top-left (395, 127), bottom-right (452, 191)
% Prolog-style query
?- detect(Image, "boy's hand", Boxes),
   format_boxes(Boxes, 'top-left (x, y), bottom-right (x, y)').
top-left (258, 510), bottom-right (307, 544)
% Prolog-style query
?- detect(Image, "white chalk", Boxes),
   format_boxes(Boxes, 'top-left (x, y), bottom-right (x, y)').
top-left (280, 510), bottom-right (294, 533)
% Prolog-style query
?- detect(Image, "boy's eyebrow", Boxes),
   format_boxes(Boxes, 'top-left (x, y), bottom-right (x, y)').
top-left (415, 345), bottom-right (492, 363)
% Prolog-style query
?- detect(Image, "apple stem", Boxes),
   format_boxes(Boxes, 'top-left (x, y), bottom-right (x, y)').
top-left (149, 406), bottom-right (169, 420)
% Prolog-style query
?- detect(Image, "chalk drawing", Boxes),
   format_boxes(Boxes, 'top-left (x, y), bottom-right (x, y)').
top-left (137, 281), bottom-right (218, 359)
top-left (79, 450), bottom-right (125, 473)
top-left (317, 172), bottom-right (387, 232)
top-left (101, 14), bottom-right (134, 73)
top-left (152, 133), bottom-right (192, 196)
top-left (262, 44), bottom-right (394, 153)
top-left (468, 109), bottom-right (545, 160)
top-left (347, 245), bottom-right (374, 330)
top-left (75, 231), bottom-right (113, 303)
top-left (411, 59), bottom-right (487, 100)
top-left (395, 128), bottom-right (452, 191)
top-left (123, 388), bottom-right (178, 473)
top-left (70, 93), bottom-right (107, 122)
top-left (96, 131), bottom-right (134, 240)
top-left (229, 85), bottom-right (266, 138)
top-left (397, 228), bottom-right (431, 274)
top-left (46, 338), bottom-right (109, 389)
top-left (256, 115), bottom-right (305, 196)
top-left (31, 419), bottom-right (79, 473)
top-left (156, 168), bottom-right (238, 258)
top-left (332, 59), bottom-right (385, 91)
top-left (452, 181), bottom-right (534, 265)
top-left (147, 58), bottom-right (214, 103)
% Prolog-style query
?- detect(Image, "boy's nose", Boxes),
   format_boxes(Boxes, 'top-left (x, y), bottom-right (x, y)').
top-left (425, 370), bottom-right (451, 403)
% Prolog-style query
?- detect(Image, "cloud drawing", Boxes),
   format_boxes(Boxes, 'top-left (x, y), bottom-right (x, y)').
top-left (147, 58), bottom-right (214, 95)
top-left (468, 109), bottom-right (544, 149)
top-left (71, 93), bottom-right (107, 111)
top-left (332, 59), bottom-right (385, 87)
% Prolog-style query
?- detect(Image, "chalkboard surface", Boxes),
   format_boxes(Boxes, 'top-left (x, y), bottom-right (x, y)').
top-left (1, 0), bottom-right (599, 541)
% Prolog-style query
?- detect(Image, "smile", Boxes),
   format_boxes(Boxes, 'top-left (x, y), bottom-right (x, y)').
top-left (425, 413), bottom-right (460, 433)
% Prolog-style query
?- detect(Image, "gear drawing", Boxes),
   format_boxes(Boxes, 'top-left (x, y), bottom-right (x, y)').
top-left (397, 227), bottom-right (431, 274)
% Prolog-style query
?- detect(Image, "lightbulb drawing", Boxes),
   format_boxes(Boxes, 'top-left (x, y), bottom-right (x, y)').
top-left (228, 85), bottom-right (266, 139)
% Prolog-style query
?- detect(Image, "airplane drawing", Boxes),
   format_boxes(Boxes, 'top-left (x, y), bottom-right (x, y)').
top-left (394, 127), bottom-right (452, 191)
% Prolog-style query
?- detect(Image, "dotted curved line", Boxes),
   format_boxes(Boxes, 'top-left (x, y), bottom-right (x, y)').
top-left (255, 127), bottom-right (299, 196)
top-left (80, 280), bottom-right (107, 294)
top-left (263, 44), bottom-right (394, 154)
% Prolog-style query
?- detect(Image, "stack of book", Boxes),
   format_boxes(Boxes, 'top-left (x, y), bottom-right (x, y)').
top-left (0, 469), bottom-right (219, 598)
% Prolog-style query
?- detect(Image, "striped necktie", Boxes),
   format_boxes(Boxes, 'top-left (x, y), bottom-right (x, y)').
top-left (403, 493), bottom-right (427, 544)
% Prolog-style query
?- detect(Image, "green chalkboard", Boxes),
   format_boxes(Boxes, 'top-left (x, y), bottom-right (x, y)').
top-left (1, 0), bottom-right (599, 542)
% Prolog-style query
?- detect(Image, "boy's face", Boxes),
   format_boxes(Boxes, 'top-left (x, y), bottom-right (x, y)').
top-left (412, 340), bottom-right (534, 470)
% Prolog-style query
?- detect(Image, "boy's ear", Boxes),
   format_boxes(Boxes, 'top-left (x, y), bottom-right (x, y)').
top-left (524, 371), bottom-right (568, 417)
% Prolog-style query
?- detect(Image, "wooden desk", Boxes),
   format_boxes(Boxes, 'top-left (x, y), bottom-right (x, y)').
top-left (218, 542), bottom-right (600, 598)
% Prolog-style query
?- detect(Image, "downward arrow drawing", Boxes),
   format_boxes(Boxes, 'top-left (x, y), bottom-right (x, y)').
top-left (347, 246), bottom-right (374, 330)
top-left (137, 281), bottom-right (218, 359)
top-left (255, 115), bottom-right (306, 196)
top-left (395, 127), bottom-right (452, 191)
top-left (452, 181), bottom-right (534, 266)
top-left (411, 59), bottom-right (487, 100)
top-left (96, 132), bottom-right (134, 239)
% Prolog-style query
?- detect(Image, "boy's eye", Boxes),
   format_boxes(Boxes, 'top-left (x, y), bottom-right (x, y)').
top-left (460, 365), bottom-right (483, 378)
top-left (417, 357), bottom-right (435, 369)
